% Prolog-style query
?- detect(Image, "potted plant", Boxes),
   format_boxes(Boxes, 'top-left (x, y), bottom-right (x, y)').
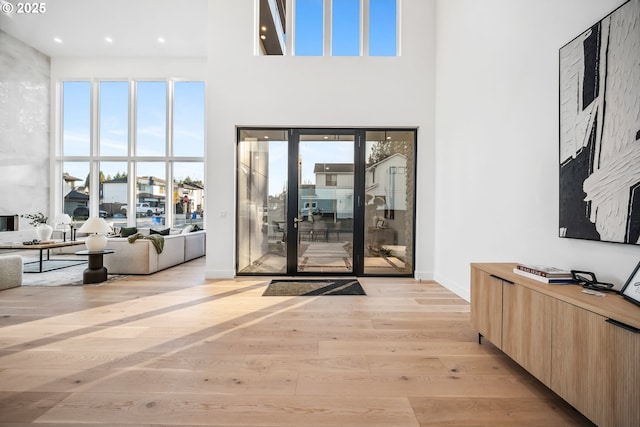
top-left (21, 212), bottom-right (53, 242)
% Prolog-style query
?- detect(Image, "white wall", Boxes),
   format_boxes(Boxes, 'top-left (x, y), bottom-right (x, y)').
top-left (434, 0), bottom-right (640, 300)
top-left (205, 0), bottom-right (437, 278)
top-left (51, 57), bottom-right (207, 80)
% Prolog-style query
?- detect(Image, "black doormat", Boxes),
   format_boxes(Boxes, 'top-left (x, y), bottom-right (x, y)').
top-left (263, 279), bottom-right (366, 296)
top-left (24, 259), bottom-right (87, 273)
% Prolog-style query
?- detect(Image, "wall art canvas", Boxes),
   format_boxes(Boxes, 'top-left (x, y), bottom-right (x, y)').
top-left (559, 0), bottom-right (640, 245)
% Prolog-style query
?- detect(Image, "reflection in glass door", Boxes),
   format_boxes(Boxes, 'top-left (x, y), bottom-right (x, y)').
top-left (296, 133), bottom-right (354, 273)
top-left (363, 130), bottom-right (415, 274)
top-left (237, 129), bottom-right (288, 274)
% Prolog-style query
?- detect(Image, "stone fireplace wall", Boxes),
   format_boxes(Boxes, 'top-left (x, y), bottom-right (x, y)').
top-left (0, 30), bottom-right (50, 241)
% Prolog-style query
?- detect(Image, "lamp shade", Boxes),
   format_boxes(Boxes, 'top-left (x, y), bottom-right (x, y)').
top-left (55, 213), bottom-right (72, 225)
top-left (78, 217), bottom-right (111, 251)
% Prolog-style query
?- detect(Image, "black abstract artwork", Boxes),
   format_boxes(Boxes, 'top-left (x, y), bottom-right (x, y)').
top-left (559, 0), bottom-right (640, 245)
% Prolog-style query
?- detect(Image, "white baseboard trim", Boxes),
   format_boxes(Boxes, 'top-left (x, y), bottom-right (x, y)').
top-left (205, 269), bottom-right (235, 279)
top-left (433, 272), bottom-right (470, 302)
top-left (414, 270), bottom-right (434, 281)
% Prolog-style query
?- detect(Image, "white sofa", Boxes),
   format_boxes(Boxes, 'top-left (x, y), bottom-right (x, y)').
top-left (103, 230), bottom-right (205, 275)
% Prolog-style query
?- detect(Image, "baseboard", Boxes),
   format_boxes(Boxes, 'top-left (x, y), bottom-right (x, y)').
top-left (414, 270), bottom-right (434, 281)
top-left (433, 272), bottom-right (470, 302)
top-left (205, 269), bottom-right (235, 279)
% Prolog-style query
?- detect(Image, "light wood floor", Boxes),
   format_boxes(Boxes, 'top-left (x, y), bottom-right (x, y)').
top-left (0, 257), bottom-right (595, 426)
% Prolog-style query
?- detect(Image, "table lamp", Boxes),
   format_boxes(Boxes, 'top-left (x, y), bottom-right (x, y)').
top-left (55, 213), bottom-right (72, 242)
top-left (77, 217), bottom-right (111, 251)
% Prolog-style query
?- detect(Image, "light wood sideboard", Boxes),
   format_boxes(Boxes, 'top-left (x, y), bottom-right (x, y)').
top-left (470, 263), bottom-right (639, 427)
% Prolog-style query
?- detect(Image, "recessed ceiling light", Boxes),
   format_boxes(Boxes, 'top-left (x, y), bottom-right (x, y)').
top-left (53, 37), bottom-right (63, 44)
top-left (157, 37), bottom-right (165, 44)
top-left (264, 136), bottom-right (269, 139)
top-left (260, 35), bottom-right (266, 40)
top-left (105, 36), bottom-right (113, 43)
top-left (261, 26), bottom-right (267, 31)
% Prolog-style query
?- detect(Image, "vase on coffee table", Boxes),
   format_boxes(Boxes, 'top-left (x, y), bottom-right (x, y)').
top-left (35, 223), bottom-right (53, 242)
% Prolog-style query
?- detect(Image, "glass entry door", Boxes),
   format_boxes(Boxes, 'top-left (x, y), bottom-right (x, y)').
top-left (294, 132), bottom-right (355, 274)
top-left (237, 128), bottom-right (416, 276)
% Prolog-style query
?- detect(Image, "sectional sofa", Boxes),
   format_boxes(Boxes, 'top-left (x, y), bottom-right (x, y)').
top-left (103, 229), bottom-right (205, 275)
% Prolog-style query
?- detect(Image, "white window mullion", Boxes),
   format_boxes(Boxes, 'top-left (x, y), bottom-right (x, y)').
top-left (166, 80), bottom-right (174, 227)
top-left (396, 0), bottom-right (401, 56)
top-left (167, 80), bottom-right (173, 157)
top-left (325, 0), bottom-right (331, 56)
top-left (362, 0), bottom-right (369, 56)
top-left (166, 161), bottom-right (173, 227)
top-left (128, 80), bottom-right (137, 227)
top-left (129, 80), bottom-right (136, 158)
top-left (288, 0), bottom-right (295, 55)
top-left (92, 80), bottom-right (99, 158)
top-left (284, 0), bottom-right (296, 55)
top-left (90, 80), bottom-right (100, 216)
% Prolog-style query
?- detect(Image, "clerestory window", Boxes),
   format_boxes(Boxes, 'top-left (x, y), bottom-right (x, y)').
top-left (258, 0), bottom-right (398, 56)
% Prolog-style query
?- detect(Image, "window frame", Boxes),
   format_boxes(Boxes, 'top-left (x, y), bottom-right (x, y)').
top-left (55, 78), bottom-right (206, 230)
top-left (261, 0), bottom-right (399, 56)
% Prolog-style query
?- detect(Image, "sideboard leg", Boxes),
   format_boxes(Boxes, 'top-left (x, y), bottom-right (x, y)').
top-left (478, 333), bottom-right (483, 344)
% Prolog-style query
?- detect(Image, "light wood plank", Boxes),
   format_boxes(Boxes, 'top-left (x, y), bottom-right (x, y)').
top-left (295, 373), bottom-right (553, 398)
top-left (36, 394), bottom-right (420, 427)
top-left (409, 397), bottom-right (594, 427)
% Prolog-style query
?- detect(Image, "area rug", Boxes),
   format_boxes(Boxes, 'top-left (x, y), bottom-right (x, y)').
top-left (22, 262), bottom-right (127, 287)
top-left (262, 279), bottom-right (366, 296)
top-left (23, 259), bottom-right (87, 273)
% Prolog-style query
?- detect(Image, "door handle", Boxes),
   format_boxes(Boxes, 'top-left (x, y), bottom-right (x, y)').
top-left (293, 217), bottom-right (302, 228)
top-left (606, 318), bottom-right (640, 334)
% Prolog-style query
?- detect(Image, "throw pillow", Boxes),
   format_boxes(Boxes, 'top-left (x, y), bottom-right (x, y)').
top-left (150, 228), bottom-right (170, 236)
top-left (181, 225), bottom-right (193, 234)
top-left (121, 227), bottom-right (138, 237)
top-left (191, 224), bottom-right (202, 232)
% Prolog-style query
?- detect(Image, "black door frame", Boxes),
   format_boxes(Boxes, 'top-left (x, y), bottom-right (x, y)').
top-left (236, 126), bottom-right (417, 278)
top-left (287, 128), bottom-right (363, 275)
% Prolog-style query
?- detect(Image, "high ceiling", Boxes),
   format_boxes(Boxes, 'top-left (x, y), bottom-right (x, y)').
top-left (0, 0), bottom-right (208, 57)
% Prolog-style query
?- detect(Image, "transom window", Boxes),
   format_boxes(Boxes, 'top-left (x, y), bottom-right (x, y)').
top-left (258, 0), bottom-right (398, 56)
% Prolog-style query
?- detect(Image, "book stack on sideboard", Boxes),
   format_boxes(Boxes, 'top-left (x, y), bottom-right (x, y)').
top-left (512, 263), bottom-right (575, 284)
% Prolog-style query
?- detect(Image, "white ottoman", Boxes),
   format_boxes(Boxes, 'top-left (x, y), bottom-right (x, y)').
top-left (0, 255), bottom-right (23, 290)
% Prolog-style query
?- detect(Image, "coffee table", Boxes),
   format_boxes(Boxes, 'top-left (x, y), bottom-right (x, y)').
top-left (0, 240), bottom-right (86, 273)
